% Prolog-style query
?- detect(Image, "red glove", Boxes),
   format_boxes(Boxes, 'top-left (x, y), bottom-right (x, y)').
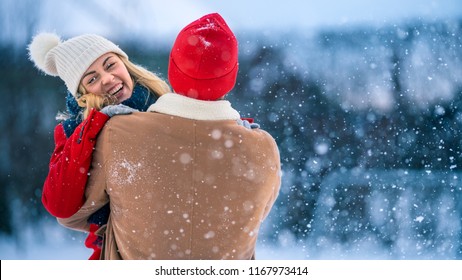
top-left (241, 117), bottom-right (254, 123)
top-left (85, 224), bottom-right (103, 260)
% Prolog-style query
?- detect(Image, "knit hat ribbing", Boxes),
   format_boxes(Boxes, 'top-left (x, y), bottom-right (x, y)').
top-left (168, 13), bottom-right (238, 101)
top-left (28, 33), bottom-right (128, 98)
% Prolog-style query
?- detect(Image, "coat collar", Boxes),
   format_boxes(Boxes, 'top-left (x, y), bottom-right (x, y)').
top-left (147, 93), bottom-right (241, 121)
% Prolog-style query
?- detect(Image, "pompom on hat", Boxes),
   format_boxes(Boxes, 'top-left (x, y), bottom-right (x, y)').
top-left (28, 33), bottom-right (127, 98)
top-left (168, 13), bottom-right (238, 101)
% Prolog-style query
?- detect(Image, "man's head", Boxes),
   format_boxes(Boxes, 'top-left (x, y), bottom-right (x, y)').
top-left (168, 13), bottom-right (238, 101)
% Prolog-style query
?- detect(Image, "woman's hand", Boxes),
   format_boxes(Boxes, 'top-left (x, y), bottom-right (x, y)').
top-left (100, 104), bottom-right (138, 117)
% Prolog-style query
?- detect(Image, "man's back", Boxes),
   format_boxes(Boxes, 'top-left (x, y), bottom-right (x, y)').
top-left (60, 110), bottom-right (281, 259)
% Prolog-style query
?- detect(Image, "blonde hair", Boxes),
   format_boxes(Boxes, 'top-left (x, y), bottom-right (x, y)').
top-left (76, 53), bottom-right (171, 119)
top-left (120, 55), bottom-right (171, 96)
top-left (77, 93), bottom-right (117, 119)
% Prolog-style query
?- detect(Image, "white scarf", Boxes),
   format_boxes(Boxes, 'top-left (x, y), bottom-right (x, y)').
top-left (147, 93), bottom-right (241, 121)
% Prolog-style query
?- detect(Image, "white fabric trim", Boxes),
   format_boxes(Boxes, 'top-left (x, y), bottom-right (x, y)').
top-left (147, 93), bottom-right (241, 121)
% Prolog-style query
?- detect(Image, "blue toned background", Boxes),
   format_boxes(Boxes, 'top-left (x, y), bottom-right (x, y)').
top-left (1, 0), bottom-right (462, 259)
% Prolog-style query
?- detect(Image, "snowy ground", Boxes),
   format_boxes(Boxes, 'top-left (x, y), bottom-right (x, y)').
top-left (0, 220), bottom-right (305, 260)
top-left (0, 220), bottom-right (384, 260)
top-left (0, 218), bottom-right (457, 260)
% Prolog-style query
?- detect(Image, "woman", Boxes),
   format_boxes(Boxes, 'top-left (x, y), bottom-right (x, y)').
top-left (28, 33), bottom-right (171, 259)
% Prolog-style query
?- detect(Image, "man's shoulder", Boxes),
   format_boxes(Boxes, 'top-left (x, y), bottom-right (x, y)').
top-left (102, 111), bottom-right (175, 134)
top-left (106, 111), bottom-right (158, 124)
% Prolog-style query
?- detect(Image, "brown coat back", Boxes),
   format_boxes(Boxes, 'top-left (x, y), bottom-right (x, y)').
top-left (59, 111), bottom-right (281, 259)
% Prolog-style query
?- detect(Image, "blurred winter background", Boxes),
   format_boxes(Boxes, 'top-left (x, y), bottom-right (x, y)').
top-left (1, 0), bottom-right (462, 260)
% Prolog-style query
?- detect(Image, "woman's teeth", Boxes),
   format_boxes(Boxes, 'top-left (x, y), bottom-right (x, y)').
top-left (109, 85), bottom-right (123, 95)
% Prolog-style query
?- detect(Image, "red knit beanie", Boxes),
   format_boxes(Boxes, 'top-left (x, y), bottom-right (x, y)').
top-left (168, 13), bottom-right (238, 101)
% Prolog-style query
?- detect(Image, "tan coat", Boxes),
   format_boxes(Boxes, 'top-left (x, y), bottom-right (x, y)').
top-left (58, 93), bottom-right (281, 260)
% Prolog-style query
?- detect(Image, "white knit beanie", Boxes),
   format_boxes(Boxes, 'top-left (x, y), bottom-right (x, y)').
top-left (28, 33), bottom-right (128, 97)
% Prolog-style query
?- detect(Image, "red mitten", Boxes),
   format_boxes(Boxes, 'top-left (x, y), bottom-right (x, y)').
top-left (84, 224), bottom-right (103, 260)
top-left (241, 117), bottom-right (254, 123)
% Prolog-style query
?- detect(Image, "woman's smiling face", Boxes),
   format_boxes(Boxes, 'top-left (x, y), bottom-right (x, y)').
top-left (80, 53), bottom-right (134, 103)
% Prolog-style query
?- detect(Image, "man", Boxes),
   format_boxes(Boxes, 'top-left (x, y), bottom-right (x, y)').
top-left (59, 13), bottom-right (281, 260)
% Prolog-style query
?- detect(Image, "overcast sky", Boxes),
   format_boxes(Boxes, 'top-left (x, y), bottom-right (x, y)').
top-left (206, 0), bottom-right (462, 31)
top-left (3, 0), bottom-right (462, 46)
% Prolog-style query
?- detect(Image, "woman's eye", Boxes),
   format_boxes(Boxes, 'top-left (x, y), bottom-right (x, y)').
top-left (87, 76), bottom-right (97, 84)
top-left (106, 62), bottom-right (115, 70)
